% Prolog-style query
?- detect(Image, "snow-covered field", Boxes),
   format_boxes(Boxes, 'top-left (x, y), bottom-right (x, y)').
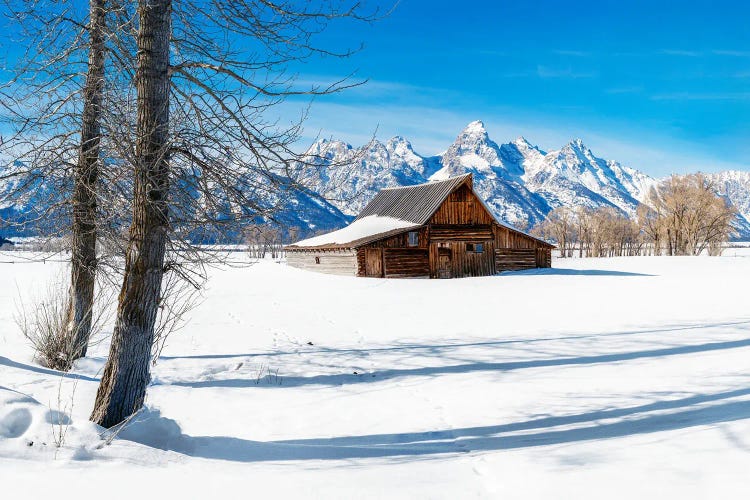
top-left (2, 251), bottom-right (750, 498)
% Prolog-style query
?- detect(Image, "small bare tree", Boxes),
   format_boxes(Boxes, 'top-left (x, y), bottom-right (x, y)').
top-left (0, 0), bottom-right (128, 364)
top-left (15, 273), bottom-right (114, 371)
top-left (532, 206), bottom-right (576, 258)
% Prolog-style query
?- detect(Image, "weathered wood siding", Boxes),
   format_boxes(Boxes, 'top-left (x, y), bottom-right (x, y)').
top-left (429, 241), bottom-right (496, 278)
top-left (423, 186), bottom-right (497, 277)
top-left (360, 248), bottom-right (383, 277)
top-left (429, 225), bottom-right (492, 241)
top-left (494, 225), bottom-right (537, 249)
top-left (536, 247), bottom-right (552, 268)
top-left (286, 249), bottom-right (357, 276)
top-left (428, 184), bottom-right (495, 226)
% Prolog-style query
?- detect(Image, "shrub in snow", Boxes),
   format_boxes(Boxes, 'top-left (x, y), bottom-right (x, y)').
top-left (15, 276), bottom-right (111, 371)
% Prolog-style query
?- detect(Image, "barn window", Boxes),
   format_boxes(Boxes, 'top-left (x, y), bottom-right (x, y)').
top-left (466, 243), bottom-right (484, 254)
top-left (315, 256), bottom-right (321, 264)
top-left (408, 231), bottom-right (419, 247)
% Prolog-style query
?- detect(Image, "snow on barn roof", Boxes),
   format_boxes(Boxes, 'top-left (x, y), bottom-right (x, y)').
top-left (290, 215), bottom-right (420, 248)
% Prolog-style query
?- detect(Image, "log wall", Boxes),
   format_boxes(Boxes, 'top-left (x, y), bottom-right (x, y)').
top-left (493, 223), bottom-right (553, 271)
top-left (495, 248), bottom-right (537, 272)
top-left (383, 249), bottom-right (429, 278)
top-left (286, 249), bottom-right (357, 276)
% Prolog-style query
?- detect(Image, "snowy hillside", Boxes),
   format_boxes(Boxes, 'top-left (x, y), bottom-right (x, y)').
top-left (2, 253), bottom-right (750, 498)
top-left (0, 164), bottom-right (69, 238)
top-left (707, 170), bottom-right (750, 236)
top-left (0, 165), bottom-right (351, 240)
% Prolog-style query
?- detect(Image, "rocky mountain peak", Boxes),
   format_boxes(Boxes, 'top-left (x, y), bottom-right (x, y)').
top-left (461, 120), bottom-right (488, 136)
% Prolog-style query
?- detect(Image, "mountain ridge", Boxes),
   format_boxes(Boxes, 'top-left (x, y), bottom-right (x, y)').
top-left (2, 122), bottom-right (749, 240)
top-left (303, 120), bottom-right (750, 237)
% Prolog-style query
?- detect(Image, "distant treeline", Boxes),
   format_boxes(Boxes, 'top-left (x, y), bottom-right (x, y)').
top-left (532, 173), bottom-right (736, 257)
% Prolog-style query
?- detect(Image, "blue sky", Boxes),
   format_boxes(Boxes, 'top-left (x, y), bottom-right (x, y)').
top-left (286, 0), bottom-right (750, 176)
top-left (1, 0), bottom-right (748, 177)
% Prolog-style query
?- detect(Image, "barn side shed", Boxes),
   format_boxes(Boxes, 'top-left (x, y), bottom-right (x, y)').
top-left (285, 174), bottom-right (554, 278)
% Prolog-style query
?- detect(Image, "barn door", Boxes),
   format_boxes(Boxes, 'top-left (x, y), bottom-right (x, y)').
top-left (437, 248), bottom-right (452, 279)
top-left (365, 248), bottom-right (383, 277)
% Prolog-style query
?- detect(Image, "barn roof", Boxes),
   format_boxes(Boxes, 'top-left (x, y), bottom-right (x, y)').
top-left (287, 173), bottom-right (554, 249)
top-left (355, 174), bottom-right (472, 225)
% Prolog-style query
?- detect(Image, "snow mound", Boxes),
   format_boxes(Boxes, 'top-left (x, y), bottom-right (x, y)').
top-left (118, 408), bottom-right (193, 453)
top-left (0, 386), bottom-right (101, 460)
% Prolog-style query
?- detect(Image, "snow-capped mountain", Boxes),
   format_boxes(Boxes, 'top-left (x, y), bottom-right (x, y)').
top-left (0, 163), bottom-right (352, 241)
top-left (520, 137), bottom-right (655, 215)
top-left (0, 164), bottom-right (70, 238)
top-left (301, 136), bottom-right (440, 216)
top-left (305, 121), bottom-right (657, 230)
top-left (301, 120), bottom-right (750, 237)
top-left (3, 122), bottom-right (750, 241)
top-left (708, 170), bottom-right (750, 217)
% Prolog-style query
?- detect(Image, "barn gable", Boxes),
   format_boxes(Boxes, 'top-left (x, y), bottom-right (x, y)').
top-left (356, 174), bottom-right (472, 225)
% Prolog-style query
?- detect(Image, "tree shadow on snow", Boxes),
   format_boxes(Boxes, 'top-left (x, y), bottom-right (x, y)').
top-left (159, 319), bottom-right (750, 362)
top-left (163, 336), bottom-right (750, 389)
top-left (120, 386), bottom-right (750, 463)
top-left (0, 355), bottom-right (99, 382)
top-left (500, 268), bottom-right (655, 277)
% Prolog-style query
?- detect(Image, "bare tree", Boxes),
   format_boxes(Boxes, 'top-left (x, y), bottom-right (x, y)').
top-left (637, 201), bottom-right (662, 256)
top-left (534, 205), bottom-right (645, 258)
top-left (90, 0), bottom-right (382, 427)
top-left (68, 0), bottom-right (107, 360)
top-left (90, 0), bottom-right (172, 428)
top-left (641, 174), bottom-right (736, 256)
top-left (532, 206), bottom-right (576, 258)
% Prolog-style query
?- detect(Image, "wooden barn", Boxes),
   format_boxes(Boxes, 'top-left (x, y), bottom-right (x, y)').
top-left (285, 174), bottom-right (554, 278)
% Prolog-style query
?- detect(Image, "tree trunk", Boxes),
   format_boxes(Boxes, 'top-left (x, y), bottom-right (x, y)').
top-left (68, 0), bottom-right (106, 360)
top-left (91, 0), bottom-right (172, 428)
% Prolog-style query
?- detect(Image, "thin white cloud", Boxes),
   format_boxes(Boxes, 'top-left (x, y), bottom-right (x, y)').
top-left (658, 49), bottom-right (750, 58)
top-left (659, 49), bottom-right (703, 57)
top-left (536, 65), bottom-right (598, 79)
top-left (553, 50), bottom-right (591, 57)
top-left (604, 86), bottom-right (644, 94)
top-left (651, 92), bottom-right (750, 101)
top-left (712, 50), bottom-right (750, 57)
